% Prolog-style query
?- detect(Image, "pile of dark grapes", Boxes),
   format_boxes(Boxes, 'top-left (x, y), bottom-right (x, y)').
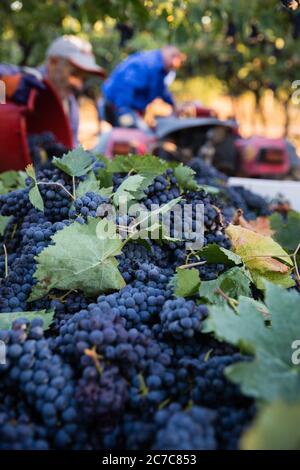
top-left (142, 169), bottom-right (181, 209)
top-left (159, 298), bottom-right (208, 339)
top-left (0, 154), bottom-right (274, 450)
top-left (69, 192), bottom-right (109, 224)
top-left (189, 158), bottom-right (271, 221)
top-left (27, 132), bottom-right (68, 166)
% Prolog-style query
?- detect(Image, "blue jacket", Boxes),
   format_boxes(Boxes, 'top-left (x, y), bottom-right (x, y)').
top-left (102, 49), bottom-right (174, 116)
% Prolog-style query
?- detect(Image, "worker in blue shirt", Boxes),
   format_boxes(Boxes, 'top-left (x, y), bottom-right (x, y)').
top-left (99, 46), bottom-right (185, 129)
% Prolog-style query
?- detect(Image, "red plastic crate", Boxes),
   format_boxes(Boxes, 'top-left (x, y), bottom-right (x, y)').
top-left (0, 79), bottom-right (73, 172)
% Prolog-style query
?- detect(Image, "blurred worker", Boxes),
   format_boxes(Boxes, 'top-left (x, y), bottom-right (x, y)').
top-left (281, 0), bottom-right (300, 10)
top-left (0, 35), bottom-right (105, 145)
top-left (99, 46), bottom-right (185, 129)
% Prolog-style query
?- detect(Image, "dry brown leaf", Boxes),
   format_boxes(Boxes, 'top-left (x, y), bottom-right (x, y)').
top-left (232, 210), bottom-right (274, 236)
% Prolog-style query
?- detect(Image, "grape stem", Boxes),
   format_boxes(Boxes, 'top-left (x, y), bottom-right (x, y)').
top-left (37, 181), bottom-right (75, 200)
top-left (137, 373), bottom-right (149, 397)
top-left (72, 176), bottom-right (76, 200)
top-left (292, 242), bottom-right (300, 287)
top-left (185, 250), bottom-right (200, 264)
top-left (49, 289), bottom-right (76, 303)
top-left (177, 260), bottom-right (207, 269)
top-left (256, 305), bottom-right (271, 320)
top-left (2, 243), bottom-right (8, 278)
top-left (84, 347), bottom-right (103, 374)
top-left (215, 288), bottom-right (238, 312)
top-left (11, 223), bottom-right (18, 240)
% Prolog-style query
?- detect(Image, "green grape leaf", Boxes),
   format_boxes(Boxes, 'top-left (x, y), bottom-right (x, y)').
top-left (0, 171), bottom-right (20, 189)
top-left (99, 186), bottom-right (114, 198)
top-left (0, 170), bottom-right (26, 194)
top-left (250, 269), bottom-right (295, 290)
top-left (75, 172), bottom-right (101, 198)
top-left (17, 171), bottom-right (27, 189)
top-left (203, 296), bottom-right (266, 353)
top-left (270, 211), bottom-right (300, 253)
top-left (205, 283), bottom-right (300, 402)
top-left (25, 164), bottom-right (44, 212)
top-left (96, 219), bottom-right (119, 240)
top-left (173, 164), bottom-right (199, 191)
top-left (105, 155), bottom-right (170, 177)
top-left (76, 172), bottom-right (113, 199)
top-left (0, 181), bottom-right (5, 195)
top-left (53, 146), bottom-right (93, 177)
top-left (197, 185), bottom-right (220, 195)
top-left (29, 218), bottom-right (125, 301)
top-left (97, 168), bottom-right (113, 189)
top-left (28, 185), bottom-right (44, 212)
top-left (199, 267), bottom-right (252, 305)
top-left (241, 401), bottom-right (300, 450)
top-left (171, 268), bottom-right (201, 298)
top-left (0, 216), bottom-right (11, 236)
top-left (113, 174), bottom-right (147, 206)
top-left (196, 244), bottom-right (243, 266)
top-left (0, 310), bottom-right (54, 331)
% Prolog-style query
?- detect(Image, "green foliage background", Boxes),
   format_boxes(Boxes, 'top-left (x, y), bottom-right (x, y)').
top-left (1, 0), bottom-right (299, 103)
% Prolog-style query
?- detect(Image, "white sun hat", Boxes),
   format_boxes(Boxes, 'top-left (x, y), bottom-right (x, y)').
top-left (46, 35), bottom-right (106, 77)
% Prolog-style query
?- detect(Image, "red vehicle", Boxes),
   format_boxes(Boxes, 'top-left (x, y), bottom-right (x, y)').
top-left (235, 136), bottom-right (290, 178)
top-left (0, 79), bottom-right (73, 172)
top-left (95, 114), bottom-right (299, 180)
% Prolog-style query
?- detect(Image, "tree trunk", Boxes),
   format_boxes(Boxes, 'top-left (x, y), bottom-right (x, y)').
top-left (283, 99), bottom-right (290, 138)
top-left (19, 42), bottom-right (34, 66)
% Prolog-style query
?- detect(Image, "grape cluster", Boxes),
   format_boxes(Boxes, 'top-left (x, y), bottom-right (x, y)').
top-left (97, 280), bottom-right (171, 330)
top-left (153, 404), bottom-right (217, 450)
top-left (232, 186), bottom-right (271, 217)
top-left (53, 304), bottom-right (154, 374)
top-left (161, 188), bottom-right (230, 281)
top-left (35, 165), bottom-right (73, 222)
top-left (117, 242), bottom-right (172, 283)
top-left (0, 318), bottom-right (86, 449)
top-left (215, 404), bottom-right (256, 450)
top-left (183, 190), bottom-right (230, 246)
top-left (0, 210), bottom-right (69, 312)
top-left (49, 291), bottom-right (90, 331)
top-left (75, 365), bottom-right (128, 425)
top-left (0, 243), bottom-right (40, 312)
top-left (0, 396), bottom-right (49, 450)
top-left (189, 158), bottom-right (228, 185)
top-left (142, 170), bottom-right (181, 209)
top-left (189, 354), bottom-right (250, 408)
top-left (159, 298), bottom-right (208, 339)
top-left (0, 188), bottom-right (31, 217)
top-left (69, 191), bottom-right (109, 223)
top-left (27, 132), bottom-right (67, 166)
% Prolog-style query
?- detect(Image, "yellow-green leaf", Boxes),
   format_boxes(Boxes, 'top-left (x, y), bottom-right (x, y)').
top-left (225, 225), bottom-right (293, 287)
top-left (241, 401), bottom-right (300, 450)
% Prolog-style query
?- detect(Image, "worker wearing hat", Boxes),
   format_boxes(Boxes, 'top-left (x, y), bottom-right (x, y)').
top-left (0, 35), bottom-right (105, 144)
